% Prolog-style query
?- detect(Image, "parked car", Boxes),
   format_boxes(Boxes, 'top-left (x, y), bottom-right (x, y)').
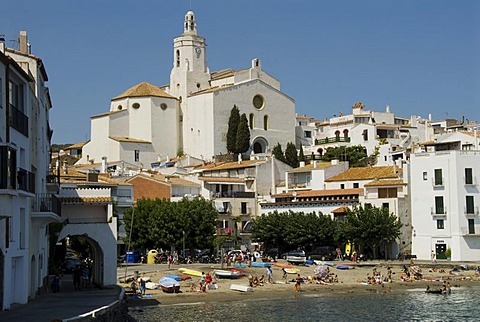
top-left (307, 246), bottom-right (337, 261)
top-left (282, 250), bottom-right (306, 265)
top-left (62, 257), bottom-right (82, 273)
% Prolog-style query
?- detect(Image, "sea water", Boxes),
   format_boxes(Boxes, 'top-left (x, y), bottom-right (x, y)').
top-left (128, 288), bottom-right (480, 321)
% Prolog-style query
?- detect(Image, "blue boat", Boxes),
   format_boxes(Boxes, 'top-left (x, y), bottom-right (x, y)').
top-left (165, 274), bottom-right (182, 281)
top-left (250, 262), bottom-right (271, 268)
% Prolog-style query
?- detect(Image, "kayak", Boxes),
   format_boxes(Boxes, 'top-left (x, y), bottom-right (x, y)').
top-left (178, 268), bottom-right (202, 277)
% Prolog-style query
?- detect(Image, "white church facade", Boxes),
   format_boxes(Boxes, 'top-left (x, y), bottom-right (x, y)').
top-left (78, 11), bottom-right (295, 167)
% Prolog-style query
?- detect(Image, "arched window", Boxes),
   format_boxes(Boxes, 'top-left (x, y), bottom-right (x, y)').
top-left (263, 115), bottom-right (268, 130)
top-left (335, 130), bottom-right (340, 141)
top-left (343, 129), bottom-right (349, 140)
top-left (317, 148), bottom-right (323, 157)
top-left (249, 113), bottom-right (255, 129)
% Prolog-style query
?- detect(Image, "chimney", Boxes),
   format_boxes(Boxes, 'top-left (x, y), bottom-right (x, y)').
top-left (101, 156), bottom-right (107, 173)
top-left (62, 160), bottom-right (68, 174)
top-left (299, 161), bottom-right (305, 167)
top-left (19, 31), bottom-right (28, 54)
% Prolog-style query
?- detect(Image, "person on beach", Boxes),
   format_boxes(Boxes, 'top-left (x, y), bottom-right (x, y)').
top-left (282, 268), bottom-right (288, 282)
top-left (294, 274), bottom-right (302, 292)
top-left (167, 254), bottom-right (172, 269)
top-left (267, 266), bottom-right (273, 283)
top-left (431, 250), bottom-right (437, 263)
top-left (205, 272), bottom-right (212, 289)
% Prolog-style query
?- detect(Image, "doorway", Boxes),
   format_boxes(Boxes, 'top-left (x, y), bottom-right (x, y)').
top-left (435, 243), bottom-right (447, 260)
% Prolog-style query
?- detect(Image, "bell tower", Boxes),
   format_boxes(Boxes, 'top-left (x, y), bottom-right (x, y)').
top-left (169, 11), bottom-right (210, 100)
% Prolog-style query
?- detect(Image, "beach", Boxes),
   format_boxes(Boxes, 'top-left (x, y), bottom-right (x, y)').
top-left (119, 261), bottom-right (480, 307)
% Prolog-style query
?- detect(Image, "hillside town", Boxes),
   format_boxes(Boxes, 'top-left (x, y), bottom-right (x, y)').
top-left (1, 10), bottom-right (479, 312)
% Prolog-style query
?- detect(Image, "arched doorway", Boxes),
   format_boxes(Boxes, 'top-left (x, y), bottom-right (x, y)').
top-left (251, 137), bottom-right (268, 154)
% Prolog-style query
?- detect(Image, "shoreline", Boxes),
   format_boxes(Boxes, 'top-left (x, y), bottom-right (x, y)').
top-left (120, 261), bottom-right (480, 308)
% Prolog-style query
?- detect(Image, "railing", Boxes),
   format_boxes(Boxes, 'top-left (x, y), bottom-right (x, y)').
top-left (17, 167), bottom-right (35, 193)
top-left (214, 191), bottom-right (256, 198)
top-left (432, 177), bottom-right (444, 187)
top-left (430, 207), bottom-right (447, 216)
top-left (464, 177), bottom-right (478, 186)
top-left (10, 103), bottom-right (29, 137)
top-left (217, 228), bottom-right (233, 235)
top-left (460, 226), bottom-right (479, 235)
top-left (464, 206), bottom-right (479, 215)
top-left (315, 137), bottom-right (351, 145)
top-left (33, 193), bottom-right (62, 216)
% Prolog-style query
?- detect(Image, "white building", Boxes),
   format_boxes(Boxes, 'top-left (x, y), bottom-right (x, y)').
top-left (410, 139), bottom-right (480, 261)
top-left (1, 33), bottom-right (59, 310)
top-left (77, 10), bottom-right (296, 167)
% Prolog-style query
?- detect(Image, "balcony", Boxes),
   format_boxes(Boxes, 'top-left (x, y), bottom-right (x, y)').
top-left (464, 206), bottom-right (479, 216)
top-left (431, 207), bottom-right (447, 217)
top-left (432, 178), bottom-right (444, 188)
top-left (10, 104), bottom-right (29, 137)
top-left (464, 177), bottom-right (478, 186)
top-left (32, 193), bottom-right (62, 216)
top-left (17, 167), bottom-right (35, 193)
top-left (315, 136), bottom-right (350, 145)
top-left (216, 228), bottom-right (233, 235)
top-left (214, 191), bottom-right (256, 198)
top-left (460, 226), bottom-right (480, 236)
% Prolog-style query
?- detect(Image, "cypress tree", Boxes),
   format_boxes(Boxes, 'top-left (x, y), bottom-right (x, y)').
top-left (272, 143), bottom-right (286, 163)
top-left (285, 142), bottom-right (299, 168)
top-left (236, 113), bottom-right (250, 153)
top-left (226, 105), bottom-right (240, 153)
top-left (298, 145), bottom-right (305, 163)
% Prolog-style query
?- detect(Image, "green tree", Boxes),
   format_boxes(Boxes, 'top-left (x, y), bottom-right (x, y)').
top-left (341, 205), bottom-right (402, 259)
top-left (226, 105), bottom-right (240, 153)
top-left (285, 142), bottom-right (299, 168)
top-left (123, 197), bottom-right (218, 253)
top-left (272, 143), bottom-right (286, 163)
top-left (251, 210), bottom-right (337, 254)
top-left (236, 113), bottom-right (250, 153)
top-left (298, 145), bottom-right (305, 163)
top-left (321, 145), bottom-right (367, 167)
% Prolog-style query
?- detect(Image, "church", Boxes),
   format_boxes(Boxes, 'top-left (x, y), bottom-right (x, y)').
top-left (78, 11), bottom-right (296, 167)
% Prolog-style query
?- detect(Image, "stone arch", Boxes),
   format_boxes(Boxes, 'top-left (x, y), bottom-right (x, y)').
top-left (251, 136), bottom-right (268, 154)
top-left (58, 224), bottom-right (115, 286)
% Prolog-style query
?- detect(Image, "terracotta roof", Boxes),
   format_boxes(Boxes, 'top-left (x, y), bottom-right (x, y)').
top-left (60, 197), bottom-right (113, 204)
top-left (200, 159), bottom-right (265, 171)
top-left (273, 188), bottom-right (363, 198)
top-left (325, 166), bottom-right (400, 182)
top-left (291, 162), bottom-right (335, 172)
top-left (128, 172), bottom-right (198, 186)
top-left (112, 82), bottom-right (176, 100)
top-left (364, 179), bottom-right (406, 187)
top-left (169, 177), bottom-right (199, 186)
top-left (331, 206), bottom-right (350, 213)
top-left (109, 137), bottom-right (152, 144)
top-left (65, 141), bottom-right (88, 150)
top-left (198, 177), bottom-right (245, 183)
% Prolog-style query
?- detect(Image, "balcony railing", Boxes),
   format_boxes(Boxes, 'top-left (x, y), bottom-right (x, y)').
top-left (10, 104), bottom-right (29, 137)
top-left (315, 137), bottom-right (351, 145)
top-left (464, 206), bottom-right (479, 215)
top-left (431, 207), bottom-right (447, 216)
top-left (33, 193), bottom-right (62, 216)
top-left (464, 177), bottom-right (478, 186)
top-left (432, 178), bottom-right (444, 187)
top-left (17, 167), bottom-right (35, 193)
top-left (460, 226), bottom-right (480, 236)
top-left (214, 191), bottom-right (256, 198)
top-left (216, 228), bottom-right (233, 235)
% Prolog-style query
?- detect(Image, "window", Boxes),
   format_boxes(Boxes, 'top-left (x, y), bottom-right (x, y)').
top-left (353, 183), bottom-right (359, 188)
top-left (0, 145), bottom-right (17, 189)
top-left (252, 95), bottom-right (264, 110)
top-left (378, 188), bottom-right (397, 198)
top-left (134, 150), bottom-right (140, 162)
top-left (362, 129), bottom-right (368, 141)
top-left (382, 202), bottom-right (389, 210)
top-left (249, 113), bottom-right (254, 129)
top-left (423, 172), bottom-right (427, 181)
top-left (468, 219), bottom-right (475, 234)
top-left (340, 184), bottom-right (345, 189)
top-left (465, 168), bottom-right (473, 185)
top-left (304, 131), bottom-right (311, 138)
top-left (241, 202), bottom-right (247, 214)
top-left (435, 196), bottom-right (445, 214)
top-left (132, 102), bottom-right (140, 109)
top-left (434, 169), bottom-right (443, 186)
top-left (437, 220), bottom-right (444, 229)
top-left (160, 103), bottom-right (168, 110)
top-left (466, 196), bottom-right (475, 214)
top-left (9, 80), bottom-right (24, 112)
top-left (264, 115), bottom-right (269, 130)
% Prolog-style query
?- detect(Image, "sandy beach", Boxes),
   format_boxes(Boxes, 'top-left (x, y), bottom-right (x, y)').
top-left (119, 260), bottom-right (480, 307)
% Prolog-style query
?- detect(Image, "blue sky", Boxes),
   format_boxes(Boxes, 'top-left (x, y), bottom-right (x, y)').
top-left (3, 1), bottom-right (479, 144)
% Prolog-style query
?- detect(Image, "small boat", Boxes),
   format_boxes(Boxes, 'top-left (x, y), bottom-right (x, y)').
top-left (234, 263), bottom-right (247, 268)
top-left (336, 265), bottom-right (354, 270)
top-left (178, 268), bottom-right (202, 277)
top-left (177, 273), bottom-right (192, 281)
top-left (314, 260), bottom-right (335, 267)
top-left (159, 277), bottom-right (180, 293)
top-left (284, 268), bottom-right (300, 274)
top-left (250, 262), bottom-right (272, 268)
top-left (145, 282), bottom-right (158, 290)
top-left (214, 269), bottom-right (241, 279)
top-left (230, 284), bottom-right (253, 292)
top-left (274, 263), bottom-right (294, 269)
top-left (165, 274), bottom-right (182, 281)
top-left (228, 268), bottom-right (246, 276)
top-left (137, 276), bottom-right (151, 282)
top-left (305, 259), bottom-right (315, 265)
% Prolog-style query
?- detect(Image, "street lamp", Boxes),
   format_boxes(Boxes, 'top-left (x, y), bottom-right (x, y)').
top-left (182, 230), bottom-right (185, 258)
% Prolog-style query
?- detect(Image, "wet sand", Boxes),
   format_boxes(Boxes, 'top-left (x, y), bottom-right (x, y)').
top-left (120, 261), bottom-right (480, 307)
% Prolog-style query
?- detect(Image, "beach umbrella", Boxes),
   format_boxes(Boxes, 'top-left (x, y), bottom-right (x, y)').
top-left (314, 266), bottom-right (328, 278)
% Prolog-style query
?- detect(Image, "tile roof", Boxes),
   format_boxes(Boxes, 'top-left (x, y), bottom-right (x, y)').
top-left (65, 141), bottom-right (88, 150)
top-left (109, 136), bottom-right (152, 144)
top-left (200, 159), bottom-right (265, 171)
top-left (325, 166), bottom-right (400, 182)
top-left (112, 82), bottom-right (176, 100)
top-left (273, 188), bottom-right (363, 198)
top-left (128, 172), bottom-right (199, 186)
top-left (331, 206), bottom-right (351, 213)
top-left (364, 179), bottom-right (406, 187)
top-left (60, 197), bottom-right (113, 204)
top-left (198, 177), bottom-right (245, 183)
top-left (291, 162), bottom-right (336, 172)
